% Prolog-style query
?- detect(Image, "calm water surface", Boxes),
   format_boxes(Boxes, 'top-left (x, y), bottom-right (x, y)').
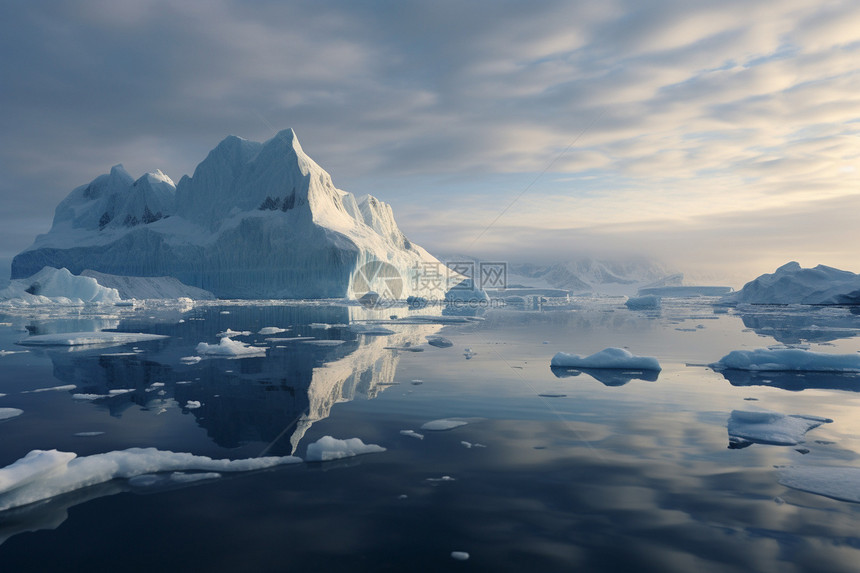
top-left (2, 299), bottom-right (860, 572)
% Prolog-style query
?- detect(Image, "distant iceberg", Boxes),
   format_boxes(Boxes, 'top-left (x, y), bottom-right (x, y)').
top-left (11, 129), bottom-right (457, 300)
top-left (710, 348), bottom-right (860, 372)
top-left (551, 347), bottom-right (662, 371)
top-left (720, 262), bottom-right (860, 305)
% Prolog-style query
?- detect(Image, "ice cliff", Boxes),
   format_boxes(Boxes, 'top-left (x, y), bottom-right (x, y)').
top-left (12, 129), bottom-right (448, 299)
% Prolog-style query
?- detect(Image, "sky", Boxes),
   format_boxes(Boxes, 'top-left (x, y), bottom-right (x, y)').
top-left (2, 0), bottom-right (859, 287)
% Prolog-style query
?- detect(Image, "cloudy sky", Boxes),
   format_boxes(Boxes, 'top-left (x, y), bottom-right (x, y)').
top-left (2, 0), bottom-right (859, 286)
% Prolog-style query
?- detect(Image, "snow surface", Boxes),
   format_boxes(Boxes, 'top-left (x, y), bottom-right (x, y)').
top-left (12, 129), bottom-right (458, 300)
top-left (0, 448), bottom-right (301, 511)
top-left (17, 332), bottom-right (168, 347)
top-left (304, 436), bottom-right (386, 462)
top-left (550, 348), bottom-right (662, 371)
top-left (195, 337), bottom-right (267, 358)
top-left (625, 295), bottom-right (661, 310)
top-left (80, 269), bottom-right (215, 300)
top-left (711, 348), bottom-right (860, 372)
top-left (0, 267), bottom-right (121, 306)
top-left (421, 419), bottom-right (468, 431)
top-left (721, 262), bottom-right (860, 305)
top-left (779, 466), bottom-right (860, 503)
top-left (0, 408), bottom-right (23, 421)
top-left (727, 410), bottom-right (831, 446)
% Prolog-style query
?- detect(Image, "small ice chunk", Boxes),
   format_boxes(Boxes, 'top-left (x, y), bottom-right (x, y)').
top-left (711, 348), bottom-right (860, 372)
top-left (108, 389), bottom-right (134, 395)
top-left (74, 432), bottom-right (105, 437)
top-left (305, 436), bottom-right (386, 462)
top-left (400, 430), bottom-right (424, 440)
top-left (301, 340), bottom-right (345, 346)
top-left (728, 409), bottom-right (832, 446)
top-left (551, 347), bottom-right (661, 371)
top-left (451, 551), bottom-right (470, 561)
top-left (72, 393), bottom-right (108, 400)
top-left (216, 329), bottom-right (251, 338)
top-left (625, 295), bottom-right (661, 310)
top-left (421, 419), bottom-right (468, 431)
top-left (426, 475), bottom-right (455, 482)
top-left (180, 356), bottom-right (202, 364)
top-left (426, 336), bottom-right (453, 348)
top-left (185, 400), bottom-right (202, 409)
top-left (258, 327), bottom-right (288, 335)
top-left (196, 337), bottom-right (267, 358)
top-left (0, 408), bottom-right (23, 421)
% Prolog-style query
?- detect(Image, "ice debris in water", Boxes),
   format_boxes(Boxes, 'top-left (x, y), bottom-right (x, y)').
top-left (258, 327), bottom-right (288, 335)
top-left (400, 430), bottom-right (424, 440)
top-left (451, 551), bottom-right (470, 561)
top-left (216, 329), bottom-right (251, 338)
top-left (196, 337), bottom-right (267, 358)
top-left (551, 347), bottom-right (661, 371)
top-left (21, 385), bottom-right (76, 394)
top-left (0, 448), bottom-right (302, 511)
top-left (421, 419), bottom-right (468, 431)
top-left (0, 408), bottom-right (23, 421)
top-left (305, 436), bottom-right (386, 462)
top-left (180, 356), bottom-right (203, 364)
top-left (185, 401), bottom-right (202, 409)
top-left (727, 410), bottom-right (832, 446)
top-left (426, 336), bottom-right (453, 348)
top-left (710, 348), bottom-right (860, 372)
top-left (625, 295), bottom-right (661, 310)
top-left (779, 466), bottom-right (860, 503)
top-left (16, 331), bottom-right (168, 347)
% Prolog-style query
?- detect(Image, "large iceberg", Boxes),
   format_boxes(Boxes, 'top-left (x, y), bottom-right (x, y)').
top-left (11, 129), bottom-right (453, 300)
top-left (720, 262), bottom-right (860, 305)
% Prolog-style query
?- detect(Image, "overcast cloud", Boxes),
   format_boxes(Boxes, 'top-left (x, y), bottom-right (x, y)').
top-left (2, 0), bottom-right (859, 285)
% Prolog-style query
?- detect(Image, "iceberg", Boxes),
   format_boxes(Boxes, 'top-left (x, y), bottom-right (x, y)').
top-left (710, 348), bottom-right (860, 372)
top-left (79, 270), bottom-right (215, 300)
top-left (550, 347), bottom-right (662, 371)
top-left (0, 267), bottom-right (121, 306)
top-left (11, 129), bottom-right (455, 300)
top-left (720, 262), bottom-right (860, 305)
top-left (304, 436), bottom-right (386, 462)
top-left (195, 337), bottom-right (267, 358)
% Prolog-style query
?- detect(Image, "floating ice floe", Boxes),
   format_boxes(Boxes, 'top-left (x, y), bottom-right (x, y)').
top-left (711, 349), bottom-right (860, 372)
top-left (301, 339), bottom-right (345, 346)
top-left (73, 432), bottom-right (105, 437)
top-left (625, 295), bottom-right (661, 310)
top-left (0, 448), bottom-right (302, 512)
top-left (180, 356), bottom-right (203, 364)
top-left (727, 410), bottom-right (832, 446)
top-left (185, 401), bottom-right (201, 409)
top-left (550, 348), bottom-right (662, 371)
top-left (450, 551), bottom-right (470, 561)
top-left (258, 327), bottom-right (288, 335)
top-left (779, 466), bottom-right (860, 503)
top-left (426, 336), bottom-right (453, 348)
top-left (399, 430), bottom-right (424, 440)
top-left (129, 471), bottom-right (222, 488)
top-left (0, 350), bottom-right (29, 357)
top-left (350, 324), bottom-right (395, 335)
top-left (421, 419), bottom-right (468, 431)
top-left (21, 385), bottom-right (76, 394)
top-left (216, 329), bottom-right (252, 338)
top-left (17, 331), bottom-right (169, 347)
top-left (0, 408), bottom-right (23, 421)
top-left (195, 337), bottom-right (267, 358)
top-left (305, 436), bottom-right (386, 462)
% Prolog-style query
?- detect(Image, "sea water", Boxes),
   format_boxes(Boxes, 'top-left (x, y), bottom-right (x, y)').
top-left (2, 298), bottom-right (860, 572)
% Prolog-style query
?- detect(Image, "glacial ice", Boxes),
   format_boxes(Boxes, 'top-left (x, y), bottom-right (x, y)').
top-left (304, 436), bottom-right (386, 462)
top-left (80, 269), bottom-right (215, 300)
top-left (727, 410), bottom-right (832, 446)
top-left (625, 295), bottom-right (661, 309)
top-left (550, 348), bottom-right (662, 371)
top-left (0, 448), bottom-right (301, 512)
top-left (0, 267), bottom-right (121, 306)
top-left (11, 129), bottom-right (456, 300)
top-left (710, 348), bottom-right (860, 372)
top-left (721, 262), bottom-right (860, 305)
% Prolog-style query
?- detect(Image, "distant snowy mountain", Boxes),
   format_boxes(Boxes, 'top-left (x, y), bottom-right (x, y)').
top-left (12, 129), bottom-right (449, 299)
top-left (506, 257), bottom-right (681, 296)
